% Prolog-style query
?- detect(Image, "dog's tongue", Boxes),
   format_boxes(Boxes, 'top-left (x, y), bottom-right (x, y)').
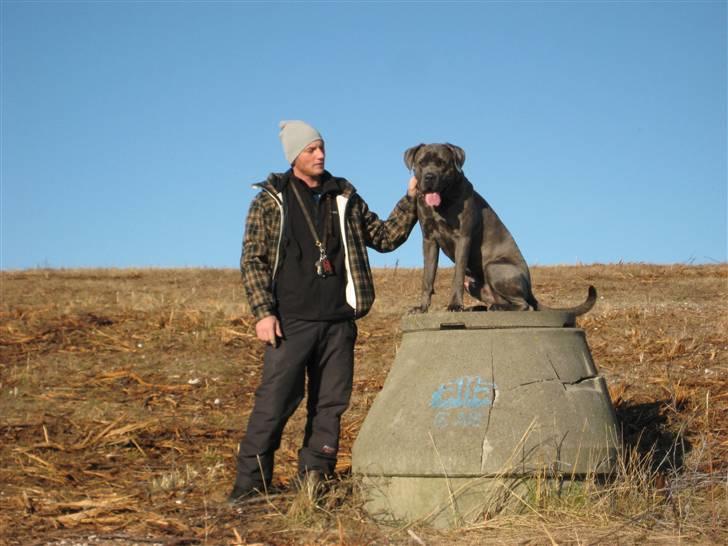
top-left (424, 192), bottom-right (441, 207)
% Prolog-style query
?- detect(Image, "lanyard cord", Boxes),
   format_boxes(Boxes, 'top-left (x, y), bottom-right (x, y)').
top-left (290, 180), bottom-right (327, 253)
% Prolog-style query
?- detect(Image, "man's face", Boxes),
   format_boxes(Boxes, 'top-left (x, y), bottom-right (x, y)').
top-left (293, 139), bottom-right (325, 179)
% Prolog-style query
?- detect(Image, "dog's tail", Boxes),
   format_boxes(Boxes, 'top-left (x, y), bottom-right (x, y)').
top-left (535, 285), bottom-right (597, 316)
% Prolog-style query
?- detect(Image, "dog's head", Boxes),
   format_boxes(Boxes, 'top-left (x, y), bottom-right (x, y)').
top-left (403, 143), bottom-right (466, 208)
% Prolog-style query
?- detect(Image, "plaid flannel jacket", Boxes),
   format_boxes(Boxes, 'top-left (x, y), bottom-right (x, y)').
top-left (240, 171), bottom-right (417, 321)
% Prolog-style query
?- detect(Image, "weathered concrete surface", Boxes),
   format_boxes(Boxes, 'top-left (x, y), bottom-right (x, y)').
top-left (401, 310), bottom-right (577, 331)
top-left (360, 474), bottom-right (573, 528)
top-left (352, 311), bottom-right (618, 526)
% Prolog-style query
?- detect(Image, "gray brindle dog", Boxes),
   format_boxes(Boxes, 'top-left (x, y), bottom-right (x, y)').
top-left (405, 143), bottom-right (596, 314)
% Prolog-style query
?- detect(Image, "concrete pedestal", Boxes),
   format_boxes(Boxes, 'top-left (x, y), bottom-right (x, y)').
top-left (352, 311), bottom-right (618, 528)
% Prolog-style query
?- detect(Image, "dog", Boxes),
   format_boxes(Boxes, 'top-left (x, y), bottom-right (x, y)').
top-left (404, 143), bottom-right (596, 315)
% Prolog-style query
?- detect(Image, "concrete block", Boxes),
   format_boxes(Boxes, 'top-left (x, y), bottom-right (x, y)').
top-left (352, 311), bottom-right (618, 527)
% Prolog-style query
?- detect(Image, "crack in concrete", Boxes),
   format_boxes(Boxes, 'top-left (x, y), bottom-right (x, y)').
top-left (547, 354), bottom-right (562, 380)
top-left (503, 375), bottom-right (599, 390)
top-left (546, 354), bottom-right (567, 391)
top-left (566, 375), bottom-right (599, 386)
top-left (480, 343), bottom-right (496, 472)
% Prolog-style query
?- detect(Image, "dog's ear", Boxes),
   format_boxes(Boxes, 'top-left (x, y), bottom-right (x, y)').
top-left (445, 143), bottom-right (465, 172)
top-left (404, 144), bottom-right (425, 171)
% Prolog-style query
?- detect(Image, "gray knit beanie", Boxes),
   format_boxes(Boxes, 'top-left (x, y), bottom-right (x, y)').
top-left (279, 120), bottom-right (323, 165)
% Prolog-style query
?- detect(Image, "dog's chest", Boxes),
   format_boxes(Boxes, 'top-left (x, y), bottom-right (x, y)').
top-left (418, 203), bottom-right (460, 242)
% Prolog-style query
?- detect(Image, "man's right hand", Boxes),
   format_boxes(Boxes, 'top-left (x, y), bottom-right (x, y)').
top-left (255, 315), bottom-right (282, 346)
top-left (407, 176), bottom-right (418, 198)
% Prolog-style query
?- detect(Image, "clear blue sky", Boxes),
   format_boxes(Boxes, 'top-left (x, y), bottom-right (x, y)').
top-left (1, 1), bottom-right (726, 270)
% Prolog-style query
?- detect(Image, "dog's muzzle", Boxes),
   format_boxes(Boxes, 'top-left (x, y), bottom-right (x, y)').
top-left (422, 172), bottom-right (437, 190)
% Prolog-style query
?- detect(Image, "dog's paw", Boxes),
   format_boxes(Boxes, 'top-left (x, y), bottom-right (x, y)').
top-left (408, 306), bottom-right (429, 314)
top-left (446, 304), bottom-right (464, 312)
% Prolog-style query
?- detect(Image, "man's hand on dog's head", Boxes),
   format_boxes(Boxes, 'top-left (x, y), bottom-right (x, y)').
top-left (407, 176), bottom-right (418, 198)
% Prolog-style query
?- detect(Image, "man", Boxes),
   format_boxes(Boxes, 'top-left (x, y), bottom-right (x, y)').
top-left (230, 120), bottom-right (417, 502)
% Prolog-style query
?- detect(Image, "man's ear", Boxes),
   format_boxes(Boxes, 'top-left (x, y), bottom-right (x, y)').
top-left (445, 143), bottom-right (465, 172)
top-left (403, 144), bottom-right (425, 171)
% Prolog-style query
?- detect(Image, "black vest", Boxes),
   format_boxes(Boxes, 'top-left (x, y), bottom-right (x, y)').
top-left (274, 172), bottom-right (354, 321)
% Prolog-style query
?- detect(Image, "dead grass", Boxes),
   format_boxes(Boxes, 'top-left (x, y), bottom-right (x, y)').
top-left (0, 264), bottom-right (726, 544)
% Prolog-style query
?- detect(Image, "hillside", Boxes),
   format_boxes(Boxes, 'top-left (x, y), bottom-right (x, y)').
top-left (1, 264), bottom-right (726, 544)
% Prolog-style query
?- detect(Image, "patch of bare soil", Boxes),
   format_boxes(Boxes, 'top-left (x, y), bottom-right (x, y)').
top-left (1, 264), bottom-right (726, 544)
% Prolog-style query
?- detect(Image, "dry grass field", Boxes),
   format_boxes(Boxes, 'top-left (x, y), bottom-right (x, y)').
top-left (1, 264), bottom-right (726, 545)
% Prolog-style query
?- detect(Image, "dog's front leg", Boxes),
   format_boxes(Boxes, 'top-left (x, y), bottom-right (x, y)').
top-left (411, 237), bottom-right (439, 313)
top-left (447, 234), bottom-right (471, 311)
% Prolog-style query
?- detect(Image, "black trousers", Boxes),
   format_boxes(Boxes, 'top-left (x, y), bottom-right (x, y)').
top-left (234, 318), bottom-right (356, 488)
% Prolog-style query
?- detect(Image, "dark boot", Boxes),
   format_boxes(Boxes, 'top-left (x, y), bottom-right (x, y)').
top-left (227, 480), bottom-right (262, 504)
top-left (291, 469), bottom-right (330, 500)
top-left (228, 452), bottom-right (273, 504)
